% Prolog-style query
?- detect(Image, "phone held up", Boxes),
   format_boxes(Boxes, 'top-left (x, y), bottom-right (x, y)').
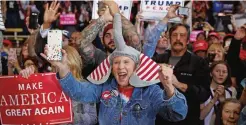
top-left (178, 7), bottom-right (189, 17)
top-left (47, 30), bottom-right (63, 61)
top-left (29, 12), bottom-right (39, 29)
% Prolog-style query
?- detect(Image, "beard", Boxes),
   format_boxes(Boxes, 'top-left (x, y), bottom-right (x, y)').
top-left (105, 45), bottom-right (115, 53)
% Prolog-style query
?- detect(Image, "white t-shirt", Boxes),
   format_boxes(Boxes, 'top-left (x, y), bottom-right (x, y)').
top-left (203, 87), bottom-right (237, 125)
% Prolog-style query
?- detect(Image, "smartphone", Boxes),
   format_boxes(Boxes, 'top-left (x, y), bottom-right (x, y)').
top-left (208, 53), bottom-right (216, 62)
top-left (178, 7), bottom-right (189, 16)
top-left (29, 12), bottom-right (39, 29)
top-left (8, 48), bottom-right (17, 61)
top-left (47, 30), bottom-right (62, 61)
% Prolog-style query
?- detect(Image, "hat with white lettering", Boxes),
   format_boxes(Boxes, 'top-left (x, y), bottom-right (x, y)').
top-left (87, 13), bottom-right (160, 87)
top-left (193, 40), bottom-right (208, 53)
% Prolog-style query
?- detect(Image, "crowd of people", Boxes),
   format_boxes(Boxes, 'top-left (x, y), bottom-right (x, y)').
top-left (0, 0), bottom-right (246, 125)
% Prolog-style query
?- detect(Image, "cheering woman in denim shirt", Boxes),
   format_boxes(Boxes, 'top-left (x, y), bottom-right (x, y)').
top-left (39, 4), bottom-right (188, 125)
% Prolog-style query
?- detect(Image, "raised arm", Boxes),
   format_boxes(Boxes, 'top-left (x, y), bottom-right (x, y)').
top-left (113, 13), bottom-right (125, 47)
top-left (78, 17), bottom-right (107, 49)
top-left (143, 5), bottom-right (180, 58)
top-left (77, 7), bottom-right (112, 64)
top-left (143, 22), bottom-right (168, 58)
top-left (40, 44), bottom-right (102, 103)
top-left (58, 72), bottom-right (102, 103)
top-left (103, 1), bottom-right (142, 51)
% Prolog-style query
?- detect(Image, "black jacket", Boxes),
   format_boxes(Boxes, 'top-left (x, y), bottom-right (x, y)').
top-left (153, 50), bottom-right (211, 125)
top-left (227, 38), bottom-right (246, 99)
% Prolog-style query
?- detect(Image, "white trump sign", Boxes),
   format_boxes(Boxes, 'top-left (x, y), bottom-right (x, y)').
top-left (92, 0), bottom-right (132, 20)
top-left (140, 0), bottom-right (184, 22)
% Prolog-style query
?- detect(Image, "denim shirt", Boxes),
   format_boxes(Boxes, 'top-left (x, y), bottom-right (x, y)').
top-left (143, 22), bottom-right (167, 58)
top-left (238, 106), bottom-right (246, 125)
top-left (60, 101), bottom-right (97, 125)
top-left (58, 72), bottom-right (187, 125)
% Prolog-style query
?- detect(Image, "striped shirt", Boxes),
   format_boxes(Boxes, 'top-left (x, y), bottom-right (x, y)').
top-left (0, 2), bottom-right (6, 30)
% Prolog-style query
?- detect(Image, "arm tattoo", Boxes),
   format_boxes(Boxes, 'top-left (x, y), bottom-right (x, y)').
top-left (121, 15), bottom-right (142, 52)
top-left (79, 17), bottom-right (106, 49)
top-left (80, 43), bottom-right (96, 65)
top-left (78, 17), bottom-right (105, 62)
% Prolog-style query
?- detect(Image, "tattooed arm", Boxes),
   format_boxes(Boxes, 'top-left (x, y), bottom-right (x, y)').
top-left (77, 7), bottom-right (112, 64)
top-left (121, 15), bottom-right (142, 52)
top-left (103, 1), bottom-right (142, 52)
top-left (78, 18), bottom-right (106, 49)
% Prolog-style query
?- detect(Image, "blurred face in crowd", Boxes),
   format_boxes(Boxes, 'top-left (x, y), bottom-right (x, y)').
top-left (195, 50), bottom-right (207, 58)
top-left (208, 36), bottom-right (220, 45)
top-left (222, 102), bottom-right (241, 125)
top-left (112, 56), bottom-right (135, 88)
top-left (170, 26), bottom-right (188, 53)
top-left (207, 44), bottom-right (225, 62)
top-left (22, 43), bottom-right (29, 57)
top-left (156, 33), bottom-right (169, 54)
top-left (197, 33), bottom-right (206, 41)
top-left (70, 32), bottom-right (81, 48)
top-left (211, 64), bottom-right (228, 85)
top-left (103, 29), bottom-right (115, 53)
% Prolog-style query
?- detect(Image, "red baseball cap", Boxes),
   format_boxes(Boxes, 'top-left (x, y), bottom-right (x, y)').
top-left (3, 39), bottom-right (12, 46)
top-left (103, 23), bottom-right (113, 38)
top-left (208, 32), bottom-right (220, 39)
top-left (193, 40), bottom-right (208, 53)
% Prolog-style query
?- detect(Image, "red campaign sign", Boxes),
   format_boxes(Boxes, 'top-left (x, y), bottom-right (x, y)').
top-left (0, 73), bottom-right (73, 124)
top-left (60, 14), bottom-right (76, 25)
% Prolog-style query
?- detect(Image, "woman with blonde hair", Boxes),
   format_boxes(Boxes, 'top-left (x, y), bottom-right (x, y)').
top-left (207, 43), bottom-right (226, 65)
top-left (60, 46), bottom-right (83, 81)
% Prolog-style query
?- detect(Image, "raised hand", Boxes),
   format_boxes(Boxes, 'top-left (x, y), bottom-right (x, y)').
top-left (159, 64), bottom-right (175, 98)
top-left (8, 59), bottom-right (20, 68)
top-left (40, 45), bottom-right (67, 68)
top-left (162, 5), bottom-right (182, 24)
top-left (136, 11), bottom-right (144, 23)
top-left (234, 25), bottom-right (246, 40)
top-left (43, 1), bottom-right (60, 29)
top-left (102, 0), bottom-right (120, 16)
top-left (165, 5), bottom-right (181, 19)
top-left (215, 85), bottom-right (225, 102)
top-left (101, 6), bottom-right (113, 22)
top-left (40, 45), bottom-right (70, 78)
top-left (19, 65), bottom-right (35, 79)
top-left (25, 17), bottom-right (35, 34)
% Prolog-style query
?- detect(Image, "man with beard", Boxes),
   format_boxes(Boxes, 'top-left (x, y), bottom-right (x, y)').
top-left (144, 5), bottom-right (211, 125)
top-left (101, 23), bottom-right (115, 54)
top-left (31, 1), bottom-right (140, 79)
